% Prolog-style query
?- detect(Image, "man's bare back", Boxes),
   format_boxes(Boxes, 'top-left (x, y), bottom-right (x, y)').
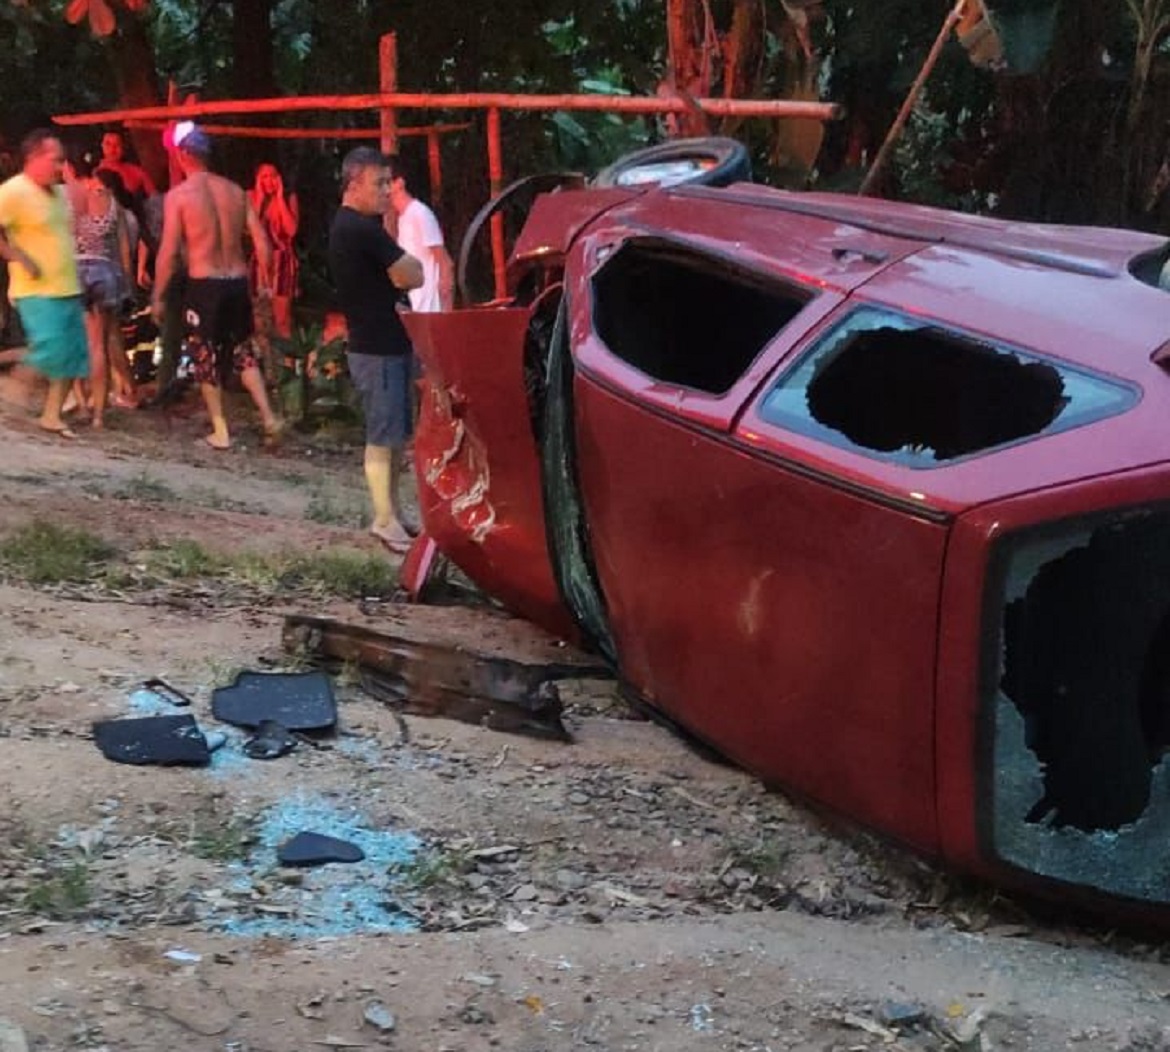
top-left (169, 171), bottom-right (250, 279)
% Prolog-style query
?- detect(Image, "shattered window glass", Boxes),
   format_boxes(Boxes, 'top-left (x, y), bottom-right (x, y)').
top-left (759, 307), bottom-right (1136, 466)
top-left (990, 509), bottom-right (1170, 903)
top-left (591, 240), bottom-right (810, 395)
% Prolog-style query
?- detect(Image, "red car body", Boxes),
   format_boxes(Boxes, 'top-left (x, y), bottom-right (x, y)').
top-left (402, 172), bottom-right (1170, 918)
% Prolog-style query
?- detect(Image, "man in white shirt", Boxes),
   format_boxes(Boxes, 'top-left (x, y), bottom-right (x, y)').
top-left (386, 157), bottom-right (454, 312)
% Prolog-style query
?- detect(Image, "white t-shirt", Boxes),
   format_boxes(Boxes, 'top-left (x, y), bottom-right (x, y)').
top-left (396, 198), bottom-right (446, 312)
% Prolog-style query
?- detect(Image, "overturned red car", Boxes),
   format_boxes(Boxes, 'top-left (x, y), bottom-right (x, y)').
top-left (401, 139), bottom-right (1170, 919)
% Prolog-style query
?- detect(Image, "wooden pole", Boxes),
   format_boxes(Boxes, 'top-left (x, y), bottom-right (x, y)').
top-left (859, 0), bottom-right (967, 197)
top-left (125, 120), bottom-right (472, 140)
top-left (487, 108), bottom-right (507, 300)
top-left (55, 93), bottom-right (843, 126)
top-left (379, 33), bottom-right (399, 156)
top-left (427, 128), bottom-right (444, 208)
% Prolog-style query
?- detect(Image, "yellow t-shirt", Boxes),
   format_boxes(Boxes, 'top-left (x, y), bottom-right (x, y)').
top-left (0, 173), bottom-right (80, 300)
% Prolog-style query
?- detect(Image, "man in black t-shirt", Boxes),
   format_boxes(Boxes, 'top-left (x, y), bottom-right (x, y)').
top-left (328, 147), bottom-right (423, 553)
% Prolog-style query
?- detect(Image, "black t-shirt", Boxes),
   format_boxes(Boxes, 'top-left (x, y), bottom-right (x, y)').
top-left (328, 206), bottom-right (411, 357)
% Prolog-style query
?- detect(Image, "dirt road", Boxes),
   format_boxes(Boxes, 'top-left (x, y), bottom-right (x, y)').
top-left (0, 370), bottom-right (1168, 1052)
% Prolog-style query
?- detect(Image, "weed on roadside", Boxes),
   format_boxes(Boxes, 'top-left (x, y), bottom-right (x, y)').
top-left (145, 538), bottom-right (225, 579)
top-left (304, 488), bottom-right (365, 528)
top-left (0, 521), bottom-right (116, 584)
top-left (23, 859), bottom-right (92, 918)
top-left (115, 472), bottom-right (176, 503)
top-left (186, 816), bottom-right (257, 862)
top-left (390, 846), bottom-right (472, 889)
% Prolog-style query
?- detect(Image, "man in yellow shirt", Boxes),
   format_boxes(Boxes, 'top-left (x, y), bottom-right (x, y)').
top-left (0, 129), bottom-right (89, 438)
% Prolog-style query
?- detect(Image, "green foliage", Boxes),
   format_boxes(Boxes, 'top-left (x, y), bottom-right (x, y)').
top-left (23, 860), bottom-right (91, 918)
top-left (0, 522), bottom-right (116, 584)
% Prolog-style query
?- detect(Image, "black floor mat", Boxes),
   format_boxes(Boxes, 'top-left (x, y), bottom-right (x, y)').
top-left (278, 831), bottom-right (366, 866)
top-left (211, 671), bottom-right (337, 731)
top-left (92, 714), bottom-right (211, 766)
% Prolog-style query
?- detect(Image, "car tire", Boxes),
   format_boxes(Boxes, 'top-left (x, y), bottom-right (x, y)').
top-left (591, 136), bottom-right (751, 190)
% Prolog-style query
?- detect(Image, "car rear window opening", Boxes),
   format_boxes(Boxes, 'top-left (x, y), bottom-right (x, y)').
top-left (989, 510), bottom-right (1170, 903)
top-left (592, 241), bottom-right (808, 395)
top-left (761, 308), bottom-right (1136, 466)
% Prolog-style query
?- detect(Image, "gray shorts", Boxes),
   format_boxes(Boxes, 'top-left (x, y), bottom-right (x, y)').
top-left (347, 351), bottom-right (414, 448)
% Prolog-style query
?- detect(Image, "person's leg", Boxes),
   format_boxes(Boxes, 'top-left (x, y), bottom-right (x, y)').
top-left (199, 382), bottom-right (231, 449)
top-left (239, 364), bottom-right (280, 434)
top-left (83, 309), bottom-right (109, 430)
top-left (107, 318), bottom-right (137, 404)
top-left (272, 295), bottom-right (293, 340)
top-left (350, 353), bottom-right (411, 550)
top-left (39, 378), bottom-right (72, 432)
top-left (364, 443), bottom-right (394, 528)
top-left (387, 354), bottom-right (419, 536)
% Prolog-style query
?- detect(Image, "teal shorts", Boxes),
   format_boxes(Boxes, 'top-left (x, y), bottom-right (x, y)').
top-left (15, 295), bottom-right (89, 381)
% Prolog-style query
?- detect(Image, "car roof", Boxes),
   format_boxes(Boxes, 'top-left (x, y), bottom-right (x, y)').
top-left (581, 183), bottom-right (1170, 511)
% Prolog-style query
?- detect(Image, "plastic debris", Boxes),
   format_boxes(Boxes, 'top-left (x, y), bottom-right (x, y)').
top-left (92, 714), bottom-right (210, 766)
top-left (362, 1001), bottom-right (396, 1033)
top-left (163, 948), bottom-right (203, 964)
top-left (212, 670), bottom-right (337, 731)
top-left (278, 831), bottom-right (366, 867)
top-left (0, 1018), bottom-right (30, 1052)
top-left (243, 719), bottom-right (298, 760)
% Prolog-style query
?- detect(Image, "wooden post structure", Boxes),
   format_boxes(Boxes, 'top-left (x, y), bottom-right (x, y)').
top-left (486, 107), bottom-right (507, 301)
top-left (379, 33), bottom-right (398, 156)
top-left (427, 128), bottom-right (443, 209)
top-left (859, 0), bottom-right (967, 197)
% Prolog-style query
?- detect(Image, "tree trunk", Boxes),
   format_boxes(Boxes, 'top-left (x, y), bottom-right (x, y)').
top-left (233, 0), bottom-right (277, 100)
top-left (108, 15), bottom-right (166, 190)
top-left (666, 0), bottom-right (711, 136)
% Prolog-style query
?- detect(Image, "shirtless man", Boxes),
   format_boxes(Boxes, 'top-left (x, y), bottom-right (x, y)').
top-left (151, 122), bottom-right (280, 449)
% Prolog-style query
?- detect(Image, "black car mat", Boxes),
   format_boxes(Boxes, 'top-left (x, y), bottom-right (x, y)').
top-left (211, 670), bottom-right (337, 732)
top-left (93, 714), bottom-right (211, 766)
top-left (277, 831), bottom-right (366, 867)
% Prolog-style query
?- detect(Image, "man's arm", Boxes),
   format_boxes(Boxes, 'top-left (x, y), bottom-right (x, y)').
top-left (151, 191), bottom-right (183, 320)
top-left (431, 245), bottom-right (455, 310)
top-left (245, 200), bottom-right (273, 289)
top-left (0, 228), bottom-right (40, 280)
top-left (388, 252), bottom-right (424, 291)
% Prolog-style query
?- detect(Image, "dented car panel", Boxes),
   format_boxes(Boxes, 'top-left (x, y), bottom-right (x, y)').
top-left (407, 170), bottom-right (1170, 918)
top-left (402, 308), bottom-right (575, 638)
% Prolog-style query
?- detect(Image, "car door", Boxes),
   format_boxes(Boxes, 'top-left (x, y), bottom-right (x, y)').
top-left (561, 221), bottom-right (945, 853)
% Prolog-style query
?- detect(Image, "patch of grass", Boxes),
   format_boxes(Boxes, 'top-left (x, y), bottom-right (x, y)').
top-left (729, 838), bottom-right (792, 880)
top-left (186, 485), bottom-right (262, 515)
top-left (304, 488), bottom-right (365, 528)
top-left (279, 550), bottom-right (397, 597)
top-left (390, 847), bottom-right (472, 890)
top-left (145, 538), bottom-right (225, 579)
top-left (188, 816), bottom-right (257, 862)
top-left (23, 860), bottom-right (91, 917)
top-left (0, 522), bottom-right (116, 584)
top-left (116, 472), bottom-right (176, 503)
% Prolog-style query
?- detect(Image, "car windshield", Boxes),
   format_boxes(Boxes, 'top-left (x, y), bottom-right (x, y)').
top-left (759, 307), bottom-right (1138, 466)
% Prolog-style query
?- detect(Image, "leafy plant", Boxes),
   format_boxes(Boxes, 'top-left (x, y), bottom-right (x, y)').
top-left (0, 522), bottom-right (116, 584)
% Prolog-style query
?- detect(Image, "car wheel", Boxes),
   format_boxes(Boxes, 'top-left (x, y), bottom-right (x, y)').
top-left (591, 136), bottom-right (751, 190)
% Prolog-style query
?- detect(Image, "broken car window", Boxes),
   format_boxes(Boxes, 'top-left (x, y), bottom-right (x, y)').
top-left (591, 240), bottom-right (810, 395)
top-left (990, 508), bottom-right (1170, 903)
top-left (759, 307), bottom-right (1137, 466)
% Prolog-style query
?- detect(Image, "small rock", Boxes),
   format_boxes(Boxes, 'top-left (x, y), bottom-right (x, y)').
top-left (567, 792), bottom-right (590, 806)
top-left (511, 884), bottom-right (539, 902)
top-left (363, 1000), bottom-right (396, 1033)
top-left (555, 869), bottom-right (586, 891)
top-left (0, 1018), bottom-right (30, 1052)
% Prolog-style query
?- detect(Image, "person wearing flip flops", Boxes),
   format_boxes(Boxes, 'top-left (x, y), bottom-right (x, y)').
top-left (0, 130), bottom-right (90, 440)
top-left (328, 147), bottom-right (423, 554)
top-left (151, 122), bottom-right (282, 450)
